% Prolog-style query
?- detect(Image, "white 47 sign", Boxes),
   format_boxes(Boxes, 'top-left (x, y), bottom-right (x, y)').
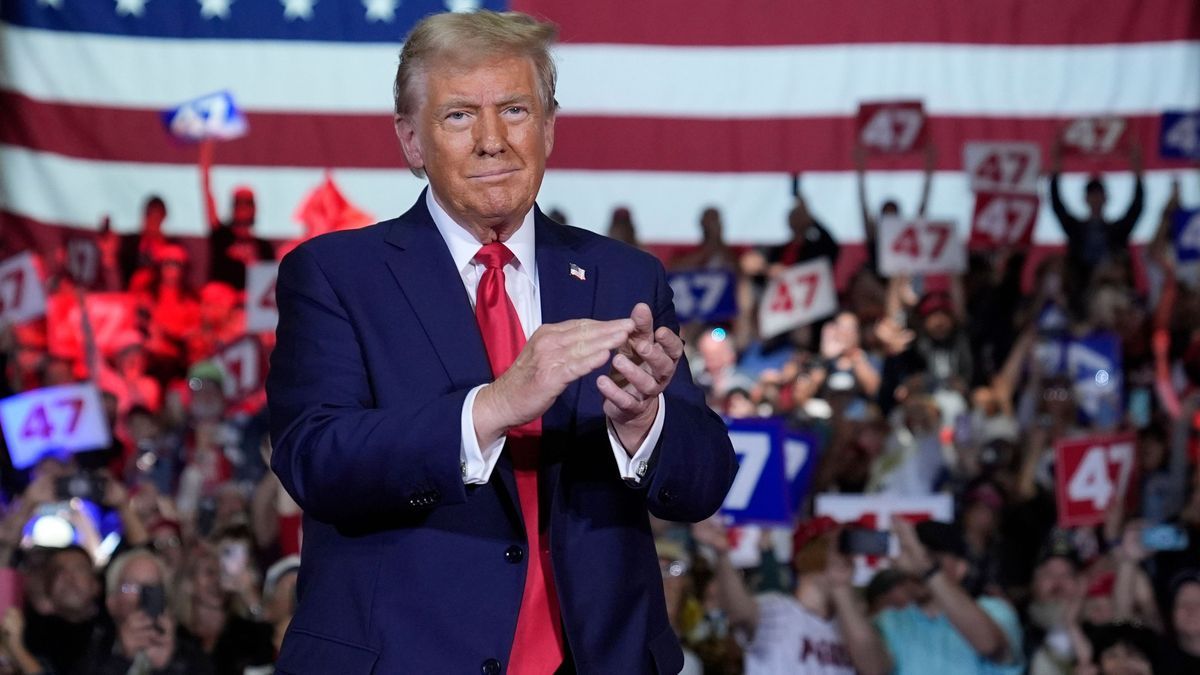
top-left (758, 257), bottom-right (837, 339)
top-left (963, 142), bottom-right (1040, 194)
top-left (0, 252), bottom-right (47, 327)
top-left (877, 217), bottom-right (966, 277)
top-left (245, 262), bottom-right (279, 333)
top-left (1055, 433), bottom-right (1136, 527)
top-left (0, 383), bottom-right (112, 469)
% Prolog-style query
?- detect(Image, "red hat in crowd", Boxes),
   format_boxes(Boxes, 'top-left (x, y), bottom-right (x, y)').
top-left (916, 291), bottom-right (955, 319)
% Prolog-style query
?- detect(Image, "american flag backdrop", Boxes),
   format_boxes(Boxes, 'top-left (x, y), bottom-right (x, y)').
top-left (1, 0), bottom-right (1198, 248)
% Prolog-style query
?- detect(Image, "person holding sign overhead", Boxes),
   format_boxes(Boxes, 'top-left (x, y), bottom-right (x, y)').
top-left (1048, 138), bottom-right (1144, 314)
top-left (266, 11), bottom-right (736, 675)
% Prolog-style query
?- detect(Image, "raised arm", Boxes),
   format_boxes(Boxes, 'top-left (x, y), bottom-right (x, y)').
top-left (855, 143), bottom-right (878, 247)
top-left (199, 139), bottom-right (221, 231)
top-left (1111, 145), bottom-right (1145, 242)
top-left (690, 518), bottom-right (761, 636)
top-left (917, 140), bottom-right (935, 218)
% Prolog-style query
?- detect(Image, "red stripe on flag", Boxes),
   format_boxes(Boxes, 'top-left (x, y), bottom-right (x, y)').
top-left (1, 92), bottom-right (1188, 174)
top-left (511, 0), bottom-right (1199, 46)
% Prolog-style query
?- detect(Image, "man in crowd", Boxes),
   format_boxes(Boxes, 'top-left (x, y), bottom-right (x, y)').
top-left (691, 516), bottom-right (890, 675)
top-left (267, 10), bottom-right (735, 674)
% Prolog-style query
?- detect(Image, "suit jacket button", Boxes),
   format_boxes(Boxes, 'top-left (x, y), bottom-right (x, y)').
top-left (504, 545), bottom-right (524, 564)
top-left (481, 658), bottom-right (501, 675)
top-left (658, 488), bottom-right (675, 504)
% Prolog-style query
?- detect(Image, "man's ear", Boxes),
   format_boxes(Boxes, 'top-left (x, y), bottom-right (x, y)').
top-left (542, 110), bottom-right (555, 159)
top-left (394, 115), bottom-right (424, 170)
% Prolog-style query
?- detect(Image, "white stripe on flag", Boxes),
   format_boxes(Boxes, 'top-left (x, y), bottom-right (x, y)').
top-left (2, 23), bottom-right (1197, 116)
top-left (3, 144), bottom-right (1193, 245)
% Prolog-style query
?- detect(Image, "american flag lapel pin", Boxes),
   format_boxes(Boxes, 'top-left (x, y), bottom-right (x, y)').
top-left (569, 263), bottom-right (586, 281)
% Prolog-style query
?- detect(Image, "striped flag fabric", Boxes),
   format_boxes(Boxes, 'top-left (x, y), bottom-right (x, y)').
top-left (2, 0), bottom-right (1197, 249)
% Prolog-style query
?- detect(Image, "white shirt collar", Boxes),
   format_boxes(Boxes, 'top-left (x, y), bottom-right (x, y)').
top-left (426, 188), bottom-right (537, 283)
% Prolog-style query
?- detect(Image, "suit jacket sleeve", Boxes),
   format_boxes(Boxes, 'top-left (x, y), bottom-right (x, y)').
top-left (267, 244), bottom-right (468, 524)
top-left (637, 260), bottom-right (738, 523)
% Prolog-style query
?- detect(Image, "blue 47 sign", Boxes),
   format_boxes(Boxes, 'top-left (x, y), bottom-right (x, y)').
top-left (721, 418), bottom-right (821, 525)
top-left (1160, 111), bottom-right (1200, 160)
top-left (161, 91), bottom-right (248, 142)
top-left (1174, 208), bottom-right (1200, 262)
top-left (667, 270), bottom-right (737, 323)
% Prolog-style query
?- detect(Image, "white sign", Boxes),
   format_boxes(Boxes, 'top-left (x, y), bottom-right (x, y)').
top-left (211, 336), bottom-right (264, 402)
top-left (0, 253), bottom-right (47, 327)
top-left (877, 217), bottom-right (966, 277)
top-left (245, 262), bottom-right (279, 333)
top-left (962, 141), bottom-right (1041, 194)
top-left (1061, 116), bottom-right (1127, 155)
top-left (758, 258), bottom-right (837, 339)
top-left (815, 493), bottom-right (954, 585)
top-left (0, 383), bottom-right (112, 469)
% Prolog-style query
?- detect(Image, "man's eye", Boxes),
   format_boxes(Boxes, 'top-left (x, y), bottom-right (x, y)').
top-left (505, 106), bottom-right (527, 115)
top-left (446, 111), bottom-right (468, 120)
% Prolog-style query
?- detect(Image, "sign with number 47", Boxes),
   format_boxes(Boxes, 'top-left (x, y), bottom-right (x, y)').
top-left (1055, 433), bottom-right (1136, 527)
top-left (0, 253), bottom-right (47, 328)
top-left (0, 383), bottom-right (112, 469)
top-left (759, 258), bottom-right (837, 339)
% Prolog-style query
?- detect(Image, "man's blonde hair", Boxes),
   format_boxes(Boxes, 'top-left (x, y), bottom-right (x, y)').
top-left (393, 10), bottom-right (559, 118)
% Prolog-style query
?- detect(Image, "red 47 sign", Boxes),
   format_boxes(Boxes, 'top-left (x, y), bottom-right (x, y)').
top-left (0, 382), bottom-right (111, 469)
top-left (856, 101), bottom-right (926, 154)
top-left (210, 336), bottom-right (266, 403)
top-left (1055, 433), bottom-right (1137, 528)
top-left (877, 217), bottom-right (966, 277)
top-left (0, 252), bottom-right (48, 327)
top-left (758, 257), bottom-right (837, 339)
top-left (1061, 116), bottom-right (1128, 156)
top-left (245, 262), bottom-right (278, 333)
top-left (969, 192), bottom-right (1040, 250)
top-left (962, 142), bottom-right (1041, 194)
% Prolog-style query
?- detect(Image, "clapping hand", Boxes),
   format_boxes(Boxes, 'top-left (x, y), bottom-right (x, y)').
top-left (597, 303), bottom-right (684, 454)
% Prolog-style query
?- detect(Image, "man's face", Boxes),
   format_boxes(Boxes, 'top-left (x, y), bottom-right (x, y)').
top-left (396, 55), bottom-right (554, 236)
top-left (48, 550), bottom-right (99, 618)
top-left (109, 556), bottom-right (164, 622)
top-left (1032, 557), bottom-right (1078, 603)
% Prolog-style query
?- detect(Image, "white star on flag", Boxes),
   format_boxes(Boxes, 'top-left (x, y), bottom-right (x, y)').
top-left (363, 0), bottom-right (397, 23)
top-left (199, 0), bottom-right (232, 20)
top-left (281, 0), bottom-right (315, 21)
top-left (115, 0), bottom-right (149, 17)
top-left (445, 0), bottom-right (481, 12)
top-left (37, 0), bottom-right (64, 9)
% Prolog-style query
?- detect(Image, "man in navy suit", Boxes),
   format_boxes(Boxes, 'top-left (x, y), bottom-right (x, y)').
top-left (266, 10), bottom-right (737, 675)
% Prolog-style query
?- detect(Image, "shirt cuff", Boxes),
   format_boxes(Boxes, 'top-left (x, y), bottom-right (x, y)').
top-left (461, 384), bottom-right (506, 485)
top-left (606, 393), bottom-right (666, 484)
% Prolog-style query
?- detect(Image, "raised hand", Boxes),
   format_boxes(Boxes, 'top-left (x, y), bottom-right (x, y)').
top-left (597, 303), bottom-right (684, 453)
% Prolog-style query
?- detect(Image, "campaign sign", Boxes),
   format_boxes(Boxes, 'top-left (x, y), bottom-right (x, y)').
top-left (667, 269), bottom-right (736, 323)
top-left (963, 142), bottom-right (1040, 194)
top-left (161, 91), bottom-right (248, 142)
top-left (64, 237), bottom-right (101, 289)
top-left (815, 493), bottom-right (954, 585)
top-left (783, 431), bottom-right (821, 513)
top-left (210, 336), bottom-right (266, 403)
top-left (877, 217), bottom-right (966, 277)
top-left (759, 258), bottom-right (837, 339)
top-left (1067, 332), bottom-right (1123, 429)
top-left (0, 383), bottom-right (111, 469)
top-left (1055, 433), bottom-right (1136, 528)
top-left (0, 253), bottom-right (47, 327)
top-left (245, 262), bottom-right (279, 333)
top-left (856, 101), bottom-right (926, 154)
top-left (1060, 116), bottom-right (1127, 156)
top-left (1160, 111), bottom-right (1200, 160)
top-left (722, 419), bottom-right (791, 525)
top-left (1173, 208), bottom-right (1200, 262)
top-left (969, 192), bottom-right (1039, 250)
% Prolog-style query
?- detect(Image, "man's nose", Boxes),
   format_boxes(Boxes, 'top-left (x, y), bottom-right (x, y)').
top-left (474, 109), bottom-right (506, 156)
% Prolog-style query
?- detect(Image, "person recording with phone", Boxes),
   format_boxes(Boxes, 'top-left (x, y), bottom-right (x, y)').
top-left (87, 549), bottom-right (211, 675)
top-left (690, 516), bottom-right (889, 675)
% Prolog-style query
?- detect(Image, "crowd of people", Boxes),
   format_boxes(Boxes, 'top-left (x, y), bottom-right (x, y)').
top-left (0, 131), bottom-right (1196, 675)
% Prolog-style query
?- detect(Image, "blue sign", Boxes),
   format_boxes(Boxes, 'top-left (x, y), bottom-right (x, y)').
top-left (1161, 111), bottom-right (1200, 160)
top-left (721, 418), bottom-right (820, 525)
top-left (1173, 208), bottom-right (1200, 262)
top-left (161, 91), bottom-right (248, 142)
top-left (1066, 332), bottom-right (1123, 428)
top-left (667, 269), bottom-right (737, 323)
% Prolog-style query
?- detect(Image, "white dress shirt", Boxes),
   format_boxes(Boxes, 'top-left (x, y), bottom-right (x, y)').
top-left (426, 190), bottom-right (664, 486)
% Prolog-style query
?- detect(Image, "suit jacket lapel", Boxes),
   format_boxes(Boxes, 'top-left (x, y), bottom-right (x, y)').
top-left (382, 193), bottom-right (524, 520)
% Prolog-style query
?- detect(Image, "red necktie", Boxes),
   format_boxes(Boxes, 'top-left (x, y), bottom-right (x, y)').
top-left (473, 242), bottom-right (565, 674)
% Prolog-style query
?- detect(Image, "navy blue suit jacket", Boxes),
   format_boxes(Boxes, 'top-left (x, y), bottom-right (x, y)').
top-left (266, 194), bottom-right (737, 674)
